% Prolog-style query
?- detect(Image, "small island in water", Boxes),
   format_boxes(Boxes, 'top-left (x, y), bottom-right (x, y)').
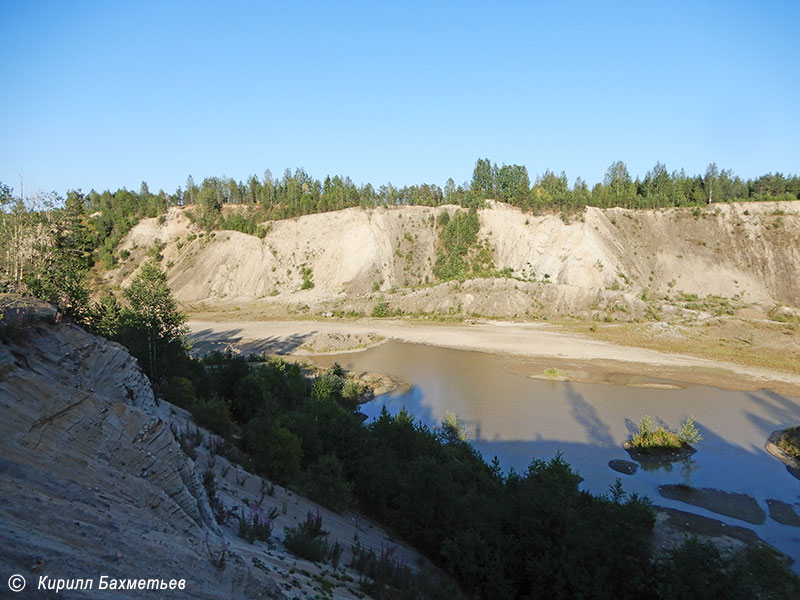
top-left (623, 415), bottom-right (701, 463)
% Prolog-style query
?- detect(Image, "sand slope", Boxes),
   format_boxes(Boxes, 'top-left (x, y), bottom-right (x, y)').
top-left (106, 200), bottom-right (800, 321)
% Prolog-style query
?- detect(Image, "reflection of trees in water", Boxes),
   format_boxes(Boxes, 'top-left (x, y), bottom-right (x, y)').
top-left (639, 459), bottom-right (673, 473)
top-left (679, 457), bottom-right (700, 485)
top-left (637, 457), bottom-right (698, 482)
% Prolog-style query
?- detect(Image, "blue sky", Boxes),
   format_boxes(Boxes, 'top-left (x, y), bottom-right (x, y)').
top-left (1, 1), bottom-right (798, 197)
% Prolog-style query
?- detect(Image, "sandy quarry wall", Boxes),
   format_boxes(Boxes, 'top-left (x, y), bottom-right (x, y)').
top-left (108, 200), bottom-right (800, 316)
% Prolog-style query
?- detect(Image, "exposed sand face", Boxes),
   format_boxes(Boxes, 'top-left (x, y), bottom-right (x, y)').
top-left (108, 201), bottom-right (800, 322)
top-left (186, 318), bottom-right (800, 395)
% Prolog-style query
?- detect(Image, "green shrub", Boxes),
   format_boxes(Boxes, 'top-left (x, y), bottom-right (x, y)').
top-left (300, 266), bottom-right (314, 290)
top-left (350, 542), bottom-right (463, 599)
top-left (654, 538), bottom-right (800, 599)
top-left (241, 418), bottom-right (301, 484)
top-left (99, 249), bottom-right (116, 269)
top-left (298, 454), bottom-right (354, 512)
top-left (777, 426), bottom-right (800, 459)
top-left (629, 415), bottom-right (701, 453)
top-left (192, 396), bottom-right (235, 437)
top-left (340, 378), bottom-right (362, 409)
top-left (372, 300), bottom-right (391, 317)
top-left (147, 239), bottom-right (166, 262)
top-left (310, 372), bottom-right (343, 402)
top-left (283, 511), bottom-right (335, 563)
top-left (433, 207), bottom-right (481, 281)
top-left (163, 376), bottom-right (197, 410)
top-left (677, 415), bottom-right (702, 445)
top-left (237, 502), bottom-right (273, 544)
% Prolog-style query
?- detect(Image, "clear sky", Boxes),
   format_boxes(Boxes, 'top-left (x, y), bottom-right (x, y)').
top-left (1, 0), bottom-right (798, 197)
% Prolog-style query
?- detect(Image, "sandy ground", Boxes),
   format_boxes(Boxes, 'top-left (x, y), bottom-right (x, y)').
top-left (187, 318), bottom-right (800, 396)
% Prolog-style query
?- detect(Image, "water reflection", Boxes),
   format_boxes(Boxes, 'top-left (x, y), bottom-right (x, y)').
top-left (637, 457), bottom-right (700, 483)
top-left (313, 341), bottom-right (800, 568)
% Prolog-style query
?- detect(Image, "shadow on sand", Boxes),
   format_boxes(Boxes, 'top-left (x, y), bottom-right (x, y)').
top-left (188, 328), bottom-right (314, 356)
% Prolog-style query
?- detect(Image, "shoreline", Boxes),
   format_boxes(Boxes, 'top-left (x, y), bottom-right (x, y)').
top-left (186, 317), bottom-right (800, 396)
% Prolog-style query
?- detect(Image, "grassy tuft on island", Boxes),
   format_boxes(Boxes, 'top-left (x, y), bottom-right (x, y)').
top-left (626, 415), bottom-right (702, 456)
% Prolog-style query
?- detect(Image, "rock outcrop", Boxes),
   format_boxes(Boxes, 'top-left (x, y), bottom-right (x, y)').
top-left (0, 309), bottom-right (283, 599)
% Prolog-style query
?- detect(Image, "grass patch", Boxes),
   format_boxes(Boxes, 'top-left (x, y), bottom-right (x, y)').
top-left (555, 320), bottom-right (800, 379)
top-left (542, 367), bottom-right (566, 379)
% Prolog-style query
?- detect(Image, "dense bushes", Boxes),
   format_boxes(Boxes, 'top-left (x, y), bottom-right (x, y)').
top-left (433, 207), bottom-right (481, 281)
top-left (74, 311), bottom-right (797, 598)
top-left (178, 350), bottom-right (797, 599)
top-left (296, 454), bottom-right (353, 513)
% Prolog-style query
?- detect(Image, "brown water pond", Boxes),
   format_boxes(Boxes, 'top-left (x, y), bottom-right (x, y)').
top-left (313, 341), bottom-right (800, 568)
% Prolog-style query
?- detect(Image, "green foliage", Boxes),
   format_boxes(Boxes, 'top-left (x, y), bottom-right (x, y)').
top-left (434, 207), bottom-right (482, 281)
top-left (340, 377), bottom-right (362, 409)
top-left (237, 503), bottom-right (273, 544)
top-left (311, 372), bottom-right (343, 402)
top-left (654, 538), bottom-right (800, 599)
top-left (4, 163), bottom-right (800, 290)
top-left (147, 239), bottom-right (165, 262)
top-left (283, 511), bottom-right (336, 563)
top-left (440, 411), bottom-right (468, 444)
top-left (350, 542), bottom-right (464, 599)
top-left (300, 265), bottom-right (314, 290)
top-left (117, 261), bottom-right (187, 382)
top-left (85, 184), bottom-right (171, 270)
top-left (372, 299), bottom-right (391, 317)
top-left (777, 426), bottom-right (800, 459)
top-left (630, 415), bottom-right (701, 452)
top-left (192, 396), bottom-right (234, 437)
top-left (471, 158), bottom-right (497, 198)
top-left (542, 367), bottom-right (566, 378)
top-left (163, 376), bottom-right (197, 410)
top-left (39, 285), bottom-right (794, 600)
top-left (217, 210), bottom-right (268, 237)
top-left (297, 454), bottom-right (354, 513)
top-left (27, 260), bottom-right (91, 324)
top-left (9, 168), bottom-right (794, 598)
top-left (19, 193), bottom-right (94, 324)
top-left (677, 415), bottom-right (702, 444)
top-left (241, 418), bottom-right (302, 484)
